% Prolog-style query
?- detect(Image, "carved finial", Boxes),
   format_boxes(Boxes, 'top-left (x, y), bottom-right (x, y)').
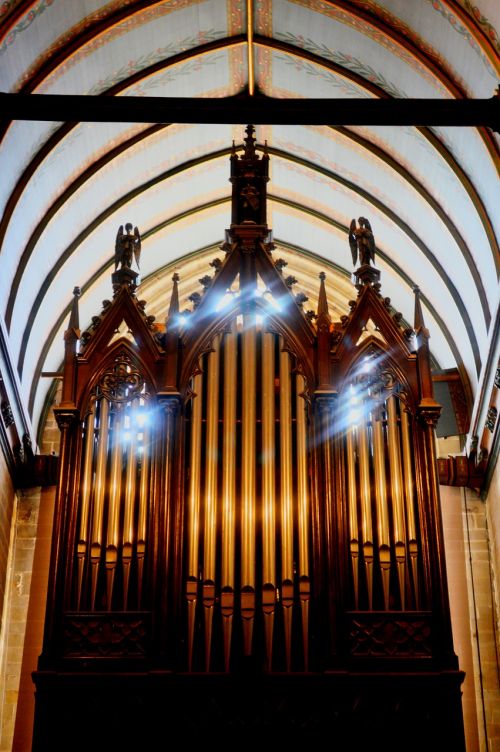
top-left (317, 272), bottom-right (330, 320)
top-left (112, 223), bottom-right (140, 293)
top-left (243, 125), bottom-right (257, 158)
top-left (167, 273), bottom-right (180, 325)
top-left (115, 223), bottom-right (141, 271)
top-left (349, 217), bottom-right (381, 287)
top-left (68, 286), bottom-right (80, 332)
top-left (413, 285), bottom-right (428, 336)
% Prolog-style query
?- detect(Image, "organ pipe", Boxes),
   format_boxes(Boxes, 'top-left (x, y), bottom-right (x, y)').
top-left (77, 402), bottom-right (95, 607)
top-left (123, 401), bottom-right (138, 609)
top-left (241, 312), bottom-right (257, 655)
top-left (387, 395), bottom-right (406, 607)
top-left (401, 407), bottom-right (419, 602)
top-left (187, 371), bottom-right (203, 669)
top-left (372, 410), bottom-right (391, 609)
top-left (106, 404), bottom-right (123, 607)
top-left (203, 336), bottom-right (220, 669)
top-left (262, 330), bottom-right (276, 668)
top-left (137, 422), bottom-right (149, 606)
top-left (221, 323), bottom-right (237, 670)
top-left (90, 397), bottom-right (109, 610)
top-left (358, 416), bottom-right (374, 608)
top-left (296, 374), bottom-right (310, 669)
top-left (346, 426), bottom-right (359, 607)
top-left (279, 341), bottom-right (294, 670)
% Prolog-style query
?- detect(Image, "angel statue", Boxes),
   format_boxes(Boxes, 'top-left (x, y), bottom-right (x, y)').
top-left (115, 223), bottom-right (141, 271)
top-left (348, 217), bottom-right (375, 267)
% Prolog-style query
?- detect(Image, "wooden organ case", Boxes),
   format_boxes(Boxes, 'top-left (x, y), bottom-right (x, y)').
top-left (33, 127), bottom-right (465, 750)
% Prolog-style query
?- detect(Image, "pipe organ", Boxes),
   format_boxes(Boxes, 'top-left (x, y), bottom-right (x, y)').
top-left (34, 127), bottom-right (465, 750)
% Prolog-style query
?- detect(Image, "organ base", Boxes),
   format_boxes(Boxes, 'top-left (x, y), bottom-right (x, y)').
top-left (33, 669), bottom-right (465, 750)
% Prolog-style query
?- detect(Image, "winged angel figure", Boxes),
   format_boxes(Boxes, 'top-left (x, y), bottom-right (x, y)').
top-left (115, 223), bottom-right (141, 271)
top-left (348, 217), bottom-right (375, 267)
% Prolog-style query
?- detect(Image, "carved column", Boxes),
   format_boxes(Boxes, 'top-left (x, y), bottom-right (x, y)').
top-left (41, 408), bottom-right (79, 659)
top-left (417, 407), bottom-right (456, 663)
top-left (154, 394), bottom-right (181, 662)
top-left (312, 394), bottom-right (339, 664)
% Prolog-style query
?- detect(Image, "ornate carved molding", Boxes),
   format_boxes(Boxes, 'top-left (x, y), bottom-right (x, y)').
top-left (63, 614), bottom-right (149, 658)
top-left (349, 614), bottom-right (432, 657)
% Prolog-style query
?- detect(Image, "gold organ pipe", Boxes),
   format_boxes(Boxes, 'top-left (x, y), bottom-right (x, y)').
top-left (221, 323), bottom-right (237, 588)
top-left (279, 340), bottom-right (294, 670)
top-left (137, 424), bottom-right (149, 546)
top-left (262, 332), bottom-right (276, 587)
top-left (358, 415), bottom-right (374, 608)
top-left (187, 372), bottom-right (203, 580)
top-left (358, 418), bottom-right (372, 544)
top-left (123, 401), bottom-right (138, 609)
top-left (123, 403), bottom-right (138, 547)
top-left (346, 426), bottom-right (359, 608)
top-left (372, 412), bottom-right (391, 609)
top-left (221, 322), bottom-right (237, 670)
top-left (387, 395), bottom-right (407, 607)
top-left (203, 336), bottom-right (220, 670)
top-left (401, 408), bottom-right (417, 543)
top-left (241, 312), bottom-right (256, 655)
top-left (241, 316), bottom-right (256, 589)
top-left (137, 422), bottom-right (150, 607)
top-left (90, 397), bottom-right (109, 609)
top-left (204, 336), bottom-right (220, 584)
top-left (187, 372), bottom-right (203, 670)
top-left (387, 396), bottom-right (405, 543)
top-left (77, 401), bottom-right (95, 607)
top-left (107, 406), bottom-right (123, 550)
top-left (106, 404), bottom-right (123, 607)
top-left (401, 407), bottom-right (419, 603)
top-left (296, 375), bottom-right (309, 578)
top-left (262, 330), bottom-right (276, 669)
top-left (279, 341), bottom-right (294, 583)
top-left (296, 374), bottom-right (310, 669)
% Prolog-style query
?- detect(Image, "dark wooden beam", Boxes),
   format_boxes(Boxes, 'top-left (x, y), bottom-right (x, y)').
top-left (0, 92), bottom-right (498, 130)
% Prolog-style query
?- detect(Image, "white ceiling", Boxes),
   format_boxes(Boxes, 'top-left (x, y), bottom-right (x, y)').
top-left (0, 0), bottom-right (498, 434)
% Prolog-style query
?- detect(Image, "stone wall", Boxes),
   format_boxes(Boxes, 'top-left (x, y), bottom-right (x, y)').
top-left (0, 488), bottom-right (41, 752)
top-left (0, 452), bottom-right (15, 634)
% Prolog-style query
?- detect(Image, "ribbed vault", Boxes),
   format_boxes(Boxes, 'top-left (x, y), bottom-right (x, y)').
top-left (0, 0), bottom-right (498, 435)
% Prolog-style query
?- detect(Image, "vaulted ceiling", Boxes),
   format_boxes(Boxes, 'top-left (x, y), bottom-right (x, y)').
top-left (0, 0), bottom-right (498, 436)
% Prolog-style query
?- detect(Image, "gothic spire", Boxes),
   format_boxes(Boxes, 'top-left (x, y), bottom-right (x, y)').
top-left (167, 273), bottom-right (180, 326)
top-left (316, 272), bottom-right (331, 324)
